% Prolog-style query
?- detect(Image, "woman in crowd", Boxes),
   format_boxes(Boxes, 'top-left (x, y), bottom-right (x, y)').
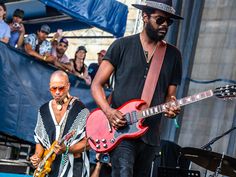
top-left (0, 3), bottom-right (10, 43)
top-left (71, 46), bottom-right (91, 86)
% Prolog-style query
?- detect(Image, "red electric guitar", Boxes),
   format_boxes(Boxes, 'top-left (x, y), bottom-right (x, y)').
top-left (86, 85), bottom-right (236, 153)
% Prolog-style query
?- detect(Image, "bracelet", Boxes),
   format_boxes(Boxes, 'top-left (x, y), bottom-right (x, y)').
top-left (43, 55), bottom-right (47, 61)
top-left (65, 145), bottom-right (69, 154)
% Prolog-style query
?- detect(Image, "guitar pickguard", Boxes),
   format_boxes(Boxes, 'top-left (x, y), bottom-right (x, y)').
top-left (114, 123), bottom-right (140, 138)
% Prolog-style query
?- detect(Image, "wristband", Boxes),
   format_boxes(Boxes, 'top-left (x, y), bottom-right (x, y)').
top-left (65, 145), bottom-right (69, 154)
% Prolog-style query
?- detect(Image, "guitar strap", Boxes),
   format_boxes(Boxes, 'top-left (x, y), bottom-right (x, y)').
top-left (141, 40), bottom-right (167, 108)
top-left (58, 96), bottom-right (77, 142)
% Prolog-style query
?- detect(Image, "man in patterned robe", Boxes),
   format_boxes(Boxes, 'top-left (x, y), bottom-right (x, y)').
top-left (30, 70), bottom-right (90, 177)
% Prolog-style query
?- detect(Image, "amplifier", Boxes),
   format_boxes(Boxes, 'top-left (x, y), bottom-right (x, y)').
top-left (0, 145), bottom-right (12, 159)
top-left (0, 159), bottom-right (30, 174)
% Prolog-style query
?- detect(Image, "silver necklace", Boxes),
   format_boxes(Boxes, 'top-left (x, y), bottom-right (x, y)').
top-left (140, 35), bottom-right (158, 63)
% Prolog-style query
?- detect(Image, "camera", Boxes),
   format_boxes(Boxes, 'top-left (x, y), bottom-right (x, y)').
top-left (13, 23), bottom-right (21, 29)
top-left (98, 153), bottom-right (110, 164)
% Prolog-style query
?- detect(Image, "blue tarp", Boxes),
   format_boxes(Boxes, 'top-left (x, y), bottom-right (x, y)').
top-left (23, 0), bottom-right (128, 37)
top-left (0, 42), bottom-right (111, 143)
top-left (0, 173), bottom-right (31, 177)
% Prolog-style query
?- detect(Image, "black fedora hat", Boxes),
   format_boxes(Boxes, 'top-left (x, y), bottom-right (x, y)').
top-left (132, 0), bottom-right (183, 19)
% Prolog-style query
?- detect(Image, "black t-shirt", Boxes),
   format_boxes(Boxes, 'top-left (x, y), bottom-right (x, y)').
top-left (104, 33), bottom-right (182, 145)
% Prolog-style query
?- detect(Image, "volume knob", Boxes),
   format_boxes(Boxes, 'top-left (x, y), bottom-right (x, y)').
top-left (101, 139), bottom-right (106, 143)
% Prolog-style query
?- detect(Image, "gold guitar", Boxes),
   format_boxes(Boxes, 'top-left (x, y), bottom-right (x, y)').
top-left (33, 130), bottom-right (75, 177)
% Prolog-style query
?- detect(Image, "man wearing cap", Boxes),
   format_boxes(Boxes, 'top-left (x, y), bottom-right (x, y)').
top-left (52, 37), bottom-right (72, 71)
top-left (24, 24), bottom-right (54, 63)
top-left (8, 9), bottom-right (25, 48)
top-left (88, 49), bottom-right (107, 81)
top-left (91, 0), bottom-right (183, 176)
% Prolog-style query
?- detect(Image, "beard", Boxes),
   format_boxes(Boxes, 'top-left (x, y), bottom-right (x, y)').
top-left (56, 48), bottom-right (65, 55)
top-left (145, 22), bottom-right (168, 42)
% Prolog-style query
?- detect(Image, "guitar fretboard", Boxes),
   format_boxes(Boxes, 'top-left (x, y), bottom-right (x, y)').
top-left (138, 90), bottom-right (214, 119)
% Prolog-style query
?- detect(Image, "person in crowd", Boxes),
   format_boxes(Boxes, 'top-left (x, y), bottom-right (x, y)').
top-left (52, 37), bottom-right (72, 72)
top-left (88, 49), bottom-right (106, 80)
top-left (88, 49), bottom-right (111, 88)
top-left (90, 0), bottom-right (183, 177)
top-left (50, 29), bottom-right (63, 49)
top-left (90, 153), bottom-right (111, 177)
top-left (24, 24), bottom-right (54, 63)
top-left (71, 46), bottom-right (91, 85)
top-left (8, 9), bottom-right (25, 48)
top-left (30, 70), bottom-right (90, 177)
top-left (0, 3), bottom-right (10, 43)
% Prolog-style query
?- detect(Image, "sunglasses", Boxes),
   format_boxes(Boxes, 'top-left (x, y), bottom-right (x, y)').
top-left (50, 86), bottom-right (66, 92)
top-left (150, 16), bottom-right (173, 26)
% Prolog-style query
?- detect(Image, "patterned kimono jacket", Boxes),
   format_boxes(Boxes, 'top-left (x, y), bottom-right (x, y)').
top-left (34, 98), bottom-right (90, 177)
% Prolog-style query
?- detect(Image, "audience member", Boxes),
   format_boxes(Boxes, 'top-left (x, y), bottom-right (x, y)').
top-left (71, 46), bottom-right (91, 85)
top-left (88, 49), bottom-right (106, 80)
top-left (8, 9), bottom-right (25, 48)
top-left (50, 29), bottom-right (63, 48)
top-left (24, 24), bottom-right (54, 62)
top-left (52, 37), bottom-right (72, 71)
top-left (90, 153), bottom-right (111, 177)
top-left (0, 3), bottom-right (10, 43)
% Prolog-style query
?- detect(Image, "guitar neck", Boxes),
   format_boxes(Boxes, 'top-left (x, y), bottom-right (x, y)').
top-left (40, 137), bottom-right (66, 165)
top-left (138, 90), bottom-right (214, 119)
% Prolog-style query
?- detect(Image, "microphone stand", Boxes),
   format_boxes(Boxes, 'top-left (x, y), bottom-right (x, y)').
top-left (200, 127), bottom-right (236, 177)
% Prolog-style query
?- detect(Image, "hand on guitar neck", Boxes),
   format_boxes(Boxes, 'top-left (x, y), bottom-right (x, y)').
top-left (163, 95), bottom-right (181, 118)
top-left (53, 141), bottom-right (67, 155)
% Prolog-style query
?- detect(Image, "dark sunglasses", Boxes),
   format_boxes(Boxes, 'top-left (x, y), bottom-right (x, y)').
top-left (150, 16), bottom-right (173, 26)
top-left (50, 86), bottom-right (66, 92)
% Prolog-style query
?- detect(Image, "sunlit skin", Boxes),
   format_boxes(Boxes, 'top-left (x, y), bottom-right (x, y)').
top-left (37, 30), bottom-right (49, 42)
top-left (49, 72), bottom-right (70, 103)
top-left (0, 6), bottom-right (6, 20)
top-left (10, 16), bottom-right (25, 39)
top-left (71, 50), bottom-right (91, 85)
top-left (97, 53), bottom-right (104, 65)
top-left (12, 16), bottom-right (22, 24)
top-left (56, 42), bottom-right (68, 57)
top-left (143, 10), bottom-right (170, 43)
top-left (0, 5), bottom-right (9, 43)
top-left (24, 28), bottom-right (55, 62)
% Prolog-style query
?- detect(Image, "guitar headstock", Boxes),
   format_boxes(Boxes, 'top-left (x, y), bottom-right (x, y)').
top-left (214, 85), bottom-right (236, 99)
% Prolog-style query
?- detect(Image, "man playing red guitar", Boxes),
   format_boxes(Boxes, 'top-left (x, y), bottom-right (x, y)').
top-left (91, 0), bottom-right (183, 177)
top-left (30, 70), bottom-right (90, 177)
